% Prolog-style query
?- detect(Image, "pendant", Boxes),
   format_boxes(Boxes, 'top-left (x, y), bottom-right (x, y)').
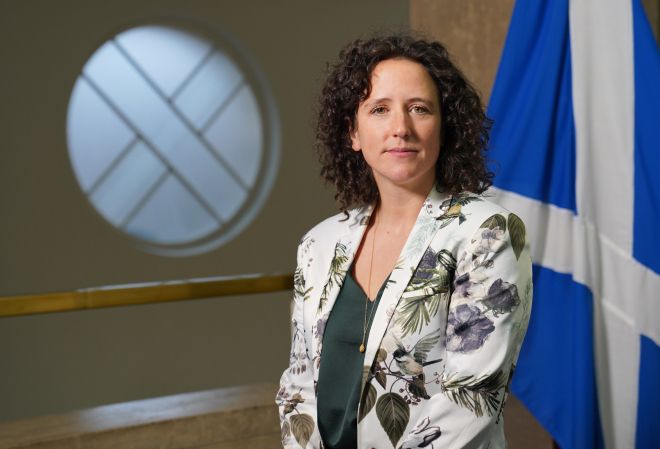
top-left (359, 344), bottom-right (365, 353)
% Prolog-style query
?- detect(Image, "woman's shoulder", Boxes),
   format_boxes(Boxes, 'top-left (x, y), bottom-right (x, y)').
top-left (298, 206), bottom-right (370, 249)
top-left (452, 190), bottom-right (520, 218)
top-left (443, 190), bottom-right (526, 239)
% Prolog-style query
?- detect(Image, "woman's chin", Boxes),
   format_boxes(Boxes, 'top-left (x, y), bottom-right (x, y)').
top-left (375, 168), bottom-right (436, 188)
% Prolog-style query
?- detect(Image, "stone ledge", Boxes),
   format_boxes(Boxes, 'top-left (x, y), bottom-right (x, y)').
top-left (0, 383), bottom-right (281, 449)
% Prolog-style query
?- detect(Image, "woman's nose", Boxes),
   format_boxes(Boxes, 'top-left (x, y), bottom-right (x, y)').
top-left (391, 111), bottom-right (412, 138)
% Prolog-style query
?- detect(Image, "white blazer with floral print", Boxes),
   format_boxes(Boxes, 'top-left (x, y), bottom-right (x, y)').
top-left (277, 184), bottom-right (533, 449)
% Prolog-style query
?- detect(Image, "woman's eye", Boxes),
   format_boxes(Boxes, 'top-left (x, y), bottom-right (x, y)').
top-left (372, 107), bottom-right (387, 115)
top-left (412, 106), bottom-right (428, 114)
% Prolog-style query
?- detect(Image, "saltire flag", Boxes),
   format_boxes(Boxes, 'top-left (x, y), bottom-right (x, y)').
top-left (487, 0), bottom-right (660, 448)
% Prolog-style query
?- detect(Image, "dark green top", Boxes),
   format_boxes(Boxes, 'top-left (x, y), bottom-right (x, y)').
top-left (317, 266), bottom-right (390, 449)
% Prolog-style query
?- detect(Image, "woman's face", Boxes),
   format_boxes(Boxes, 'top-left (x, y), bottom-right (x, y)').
top-left (350, 58), bottom-right (442, 192)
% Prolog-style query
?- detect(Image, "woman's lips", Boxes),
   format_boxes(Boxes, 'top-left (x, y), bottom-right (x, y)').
top-left (385, 148), bottom-right (417, 157)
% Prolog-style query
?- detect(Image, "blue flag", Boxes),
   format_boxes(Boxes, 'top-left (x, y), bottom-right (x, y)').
top-left (488, 0), bottom-right (660, 448)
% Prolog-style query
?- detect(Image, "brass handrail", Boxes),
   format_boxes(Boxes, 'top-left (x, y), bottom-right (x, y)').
top-left (0, 273), bottom-right (294, 318)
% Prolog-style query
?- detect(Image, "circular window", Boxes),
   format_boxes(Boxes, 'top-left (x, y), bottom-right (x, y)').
top-left (66, 24), bottom-right (279, 256)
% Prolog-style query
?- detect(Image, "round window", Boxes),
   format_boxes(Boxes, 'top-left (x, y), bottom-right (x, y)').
top-left (66, 24), bottom-right (279, 256)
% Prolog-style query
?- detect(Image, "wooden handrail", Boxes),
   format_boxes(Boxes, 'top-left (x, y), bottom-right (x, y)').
top-left (0, 273), bottom-right (294, 318)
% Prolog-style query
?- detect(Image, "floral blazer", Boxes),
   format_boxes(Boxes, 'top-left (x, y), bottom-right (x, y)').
top-left (277, 185), bottom-right (533, 449)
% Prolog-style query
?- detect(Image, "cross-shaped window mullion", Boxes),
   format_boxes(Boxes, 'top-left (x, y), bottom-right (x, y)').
top-left (113, 40), bottom-right (250, 193)
top-left (85, 135), bottom-right (139, 196)
top-left (118, 168), bottom-right (169, 230)
top-left (169, 46), bottom-right (216, 103)
top-left (82, 73), bottom-right (225, 226)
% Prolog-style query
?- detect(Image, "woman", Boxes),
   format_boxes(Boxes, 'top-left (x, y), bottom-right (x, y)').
top-left (277, 34), bottom-right (533, 449)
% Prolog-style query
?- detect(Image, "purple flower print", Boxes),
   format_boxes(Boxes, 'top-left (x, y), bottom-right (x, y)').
top-left (480, 279), bottom-right (520, 317)
top-left (315, 313), bottom-right (329, 340)
top-left (453, 272), bottom-right (470, 296)
top-left (412, 247), bottom-right (438, 284)
top-left (446, 304), bottom-right (495, 354)
top-left (468, 227), bottom-right (506, 256)
top-left (453, 271), bottom-right (487, 300)
top-left (317, 317), bottom-right (327, 337)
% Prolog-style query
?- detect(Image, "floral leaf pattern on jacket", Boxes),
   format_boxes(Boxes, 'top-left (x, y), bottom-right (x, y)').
top-left (446, 213), bottom-right (528, 355)
top-left (507, 213), bottom-right (527, 260)
top-left (289, 319), bottom-right (308, 375)
top-left (376, 392), bottom-right (411, 446)
top-left (278, 191), bottom-right (533, 449)
top-left (290, 414), bottom-right (315, 448)
top-left (510, 279), bottom-right (532, 354)
top-left (495, 364), bottom-right (516, 424)
top-left (437, 195), bottom-right (484, 229)
top-left (358, 382), bottom-right (378, 423)
top-left (361, 328), bottom-right (445, 443)
top-left (479, 278), bottom-right (520, 317)
top-left (467, 226), bottom-right (507, 256)
top-left (295, 235), bottom-right (316, 302)
top-left (385, 256), bottom-right (407, 290)
top-left (277, 383), bottom-right (316, 448)
top-left (480, 213), bottom-right (507, 234)
top-left (312, 313), bottom-right (329, 369)
top-left (294, 266), bottom-right (313, 302)
top-left (406, 213), bottom-right (439, 258)
top-left (317, 242), bottom-right (349, 313)
top-left (277, 237), bottom-right (321, 449)
top-left (441, 368), bottom-right (508, 418)
top-left (446, 304), bottom-right (495, 354)
top-left (397, 417), bottom-right (441, 449)
top-left (396, 248), bottom-right (457, 337)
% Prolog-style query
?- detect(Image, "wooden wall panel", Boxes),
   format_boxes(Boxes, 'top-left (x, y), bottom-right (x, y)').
top-left (410, 0), bottom-right (515, 104)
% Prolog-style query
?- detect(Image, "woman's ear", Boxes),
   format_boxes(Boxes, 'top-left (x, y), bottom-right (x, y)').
top-left (346, 117), bottom-right (361, 151)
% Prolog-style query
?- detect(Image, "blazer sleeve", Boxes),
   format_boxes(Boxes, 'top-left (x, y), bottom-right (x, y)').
top-left (276, 240), bottom-right (322, 449)
top-left (398, 213), bottom-right (533, 449)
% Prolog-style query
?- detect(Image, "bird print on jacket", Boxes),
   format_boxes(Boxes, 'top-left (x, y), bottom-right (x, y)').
top-left (392, 329), bottom-right (443, 377)
top-left (397, 417), bottom-right (441, 449)
top-left (277, 186), bottom-right (533, 449)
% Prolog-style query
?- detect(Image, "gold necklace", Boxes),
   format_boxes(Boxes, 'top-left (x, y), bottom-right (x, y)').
top-left (360, 204), bottom-right (379, 353)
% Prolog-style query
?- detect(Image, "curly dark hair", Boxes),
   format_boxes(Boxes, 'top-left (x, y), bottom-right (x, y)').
top-left (315, 33), bottom-right (495, 213)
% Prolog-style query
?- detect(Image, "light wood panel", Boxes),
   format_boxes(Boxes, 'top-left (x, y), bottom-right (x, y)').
top-left (642, 0), bottom-right (660, 43)
top-left (0, 274), bottom-right (293, 318)
top-left (412, 0), bottom-right (660, 105)
top-left (410, 0), bottom-right (516, 104)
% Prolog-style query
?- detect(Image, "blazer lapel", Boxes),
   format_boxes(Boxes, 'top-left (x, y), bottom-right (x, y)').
top-left (312, 205), bottom-right (373, 372)
top-left (361, 185), bottom-right (452, 370)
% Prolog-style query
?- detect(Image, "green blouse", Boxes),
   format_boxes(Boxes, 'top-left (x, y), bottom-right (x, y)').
top-left (317, 266), bottom-right (390, 449)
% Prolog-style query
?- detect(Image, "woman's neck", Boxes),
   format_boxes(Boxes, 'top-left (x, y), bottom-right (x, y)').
top-left (374, 176), bottom-right (435, 232)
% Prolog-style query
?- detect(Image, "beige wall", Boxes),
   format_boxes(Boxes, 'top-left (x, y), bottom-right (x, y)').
top-left (0, 0), bottom-right (408, 421)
